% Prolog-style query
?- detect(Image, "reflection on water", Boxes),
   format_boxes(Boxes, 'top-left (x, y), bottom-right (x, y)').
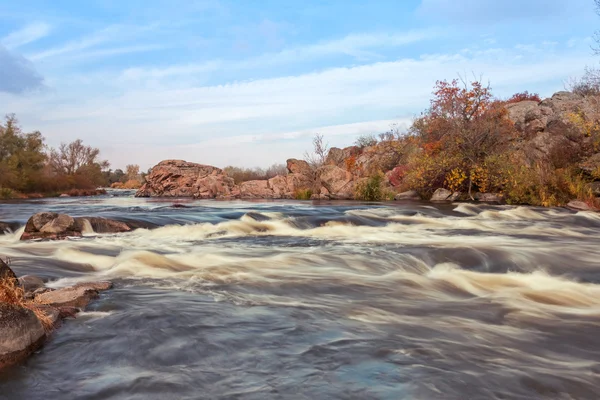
top-left (0, 192), bottom-right (599, 399)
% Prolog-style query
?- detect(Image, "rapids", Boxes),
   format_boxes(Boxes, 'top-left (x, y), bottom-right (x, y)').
top-left (0, 191), bottom-right (599, 399)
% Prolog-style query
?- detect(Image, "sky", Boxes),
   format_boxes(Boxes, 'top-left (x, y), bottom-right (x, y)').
top-left (0, 0), bottom-right (598, 170)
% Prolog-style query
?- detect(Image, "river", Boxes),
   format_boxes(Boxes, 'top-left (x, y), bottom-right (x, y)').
top-left (0, 191), bottom-right (599, 399)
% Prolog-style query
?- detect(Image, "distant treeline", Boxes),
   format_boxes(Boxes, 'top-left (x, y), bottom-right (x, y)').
top-left (0, 114), bottom-right (144, 198)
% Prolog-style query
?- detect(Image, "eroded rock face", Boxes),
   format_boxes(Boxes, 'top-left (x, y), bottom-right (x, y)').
top-left (136, 160), bottom-right (237, 198)
top-left (0, 303), bottom-right (46, 369)
top-left (316, 165), bottom-right (355, 199)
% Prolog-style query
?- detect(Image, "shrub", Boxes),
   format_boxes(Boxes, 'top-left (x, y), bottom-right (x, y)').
top-left (0, 275), bottom-right (53, 333)
top-left (0, 187), bottom-right (16, 199)
top-left (355, 173), bottom-right (385, 201)
top-left (294, 189), bottom-right (313, 200)
top-left (567, 67), bottom-right (600, 97)
top-left (354, 134), bottom-right (378, 149)
top-left (506, 91), bottom-right (542, 104)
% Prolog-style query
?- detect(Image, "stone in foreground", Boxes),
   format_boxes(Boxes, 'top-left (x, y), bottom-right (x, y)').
top-left (35, 286), bottom-right (99, 308)
top-left (0, 303), bottom-right (46, 369)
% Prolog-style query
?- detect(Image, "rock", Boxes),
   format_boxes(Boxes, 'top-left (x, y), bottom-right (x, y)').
top-left (580, 153), bottom-right (600, 175)
top-left (21, 213), bottom-right (133, 240)
top-left (474, 193), bottom-right (505, 204)
top-left (592, 181), bottom-right (600, 196)
top-left (39, 214), bottom-right (77, 234)
top-left (430, 188), bottom-right (453, 201)
top-left (395, 190), bottom-right (420, 201)
top-left (240, 180), bottom-right (273, 198)
top-left (36, 305), bottom-right (61, 328)
top-left (0, 222), bottom-right (20, 234)
top-left (35, 286), bottom-right (99, 309)
top-left (286, 159), bottom-right (313, 176)
top-left (59, 193), bottom-right (70, 197)
top-left (0, 303), bottom-right (46, 369)
top-left (325, 146), bottom-right (361, 168)
top-left (135, 160), bottom-right (237, 198)
top-left (58, 306), bottom-right (79, 319)
top-left (567, 200), bottom-right (593, 211)
top-left (74, 217), bottom-right (131, 234)
top-left (74, 281), bottom-right (113, 291)
top-left (449, 192), bottom-right (462, 202)
top-left (0, 258), bottom-right (17, 284)
top-left (316, 165), bottom-right (356, 199)
top-left (18, 276), bottom-right (45, 293)
top-left (21, 213), bottom-right (81, 240)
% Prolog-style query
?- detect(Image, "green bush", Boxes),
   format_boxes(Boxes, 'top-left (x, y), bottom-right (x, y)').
top-left (355, 173), bottom-right (385, 201)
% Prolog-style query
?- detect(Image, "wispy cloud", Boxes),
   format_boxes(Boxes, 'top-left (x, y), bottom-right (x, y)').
top-left (1, 22), bottom-right (51, 49)
top-left (117, 29), bottom-right (437, 82)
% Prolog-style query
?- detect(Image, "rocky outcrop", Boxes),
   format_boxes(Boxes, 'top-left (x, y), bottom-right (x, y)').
top-left (316, 165), bottom-right (356, 199)
top-left (136, 160), bottom-right (238, 198)
top-left (474, 193), bottom-right (505, 204)
top-left (20, 213), bottom-right (135, 241)
top-left (0, 303), bottom-right (46, 369)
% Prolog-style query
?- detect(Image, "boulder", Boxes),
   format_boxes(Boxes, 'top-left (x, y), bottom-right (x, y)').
top-left (430, 188), bottom-right (453, 201)
top-left (325, 146), bottom-right (361, 168)
top-left (580, 153), bottom-right (600, 175)
top-left (135, 160), bottom-right (237, 198)
top-left (567, 200), bottom-right (593, 211)
top-left (286, 159), bottom-right (313, 176)
top-left (395, 190), bottom-right (420, 201)
top-left (0, 303), bottom-right (46, 369)
top-left (0, 258), bottom-right (17, 284)
top-left (36, 305), bottom-right (61, 328)
top-left (35, 286), bottom-right (99, 309)
top-left (18, 276), bottom-right (45, 293)
top-left (74, 217), bottom-right (131, 234)
top-left (21, 213), bottom-right (134, 240)
top-left (316, 165), bottom-right (356, 199)
top-left (475, 193), bottom-right (505, 204)
top-left (74, 281), bottom-right (113, 291)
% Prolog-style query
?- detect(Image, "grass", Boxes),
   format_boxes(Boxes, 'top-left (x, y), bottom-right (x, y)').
top-left (0, 276), bottom-right (54, 333)
top-left (294, 189), bottom-right (313, 200)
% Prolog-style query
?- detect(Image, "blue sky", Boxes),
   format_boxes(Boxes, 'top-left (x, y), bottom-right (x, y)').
top-left (0, 0), bottom-right (598, 170)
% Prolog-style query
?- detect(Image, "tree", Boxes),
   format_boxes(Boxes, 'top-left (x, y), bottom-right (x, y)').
top-left (48, 139), bottom-right (109, 188)
top-left (0, 114), bottom-right (46, 191)
top-left (409, 79), bottom-right (516, 198)
top-left (304, 133), bottom-right (329, 169)
top-left (125, 164), bottom-right (140, 181)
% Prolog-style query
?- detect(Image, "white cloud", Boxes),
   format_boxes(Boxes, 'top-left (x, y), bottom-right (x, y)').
top-left (2, 40), bottom-right (594, 169)
top-left (1, 22), bottom-right (51, 49)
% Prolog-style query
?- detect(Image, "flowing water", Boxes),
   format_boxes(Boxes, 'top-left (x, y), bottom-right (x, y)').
top-left (0, 191), bottom-right (599, 399)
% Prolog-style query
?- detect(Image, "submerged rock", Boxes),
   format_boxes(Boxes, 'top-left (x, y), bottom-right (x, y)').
top-left (0, 303), bottom-right (46, 369)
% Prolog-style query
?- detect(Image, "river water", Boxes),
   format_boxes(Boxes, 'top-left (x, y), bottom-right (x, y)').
top-left (0, 191), bottom-right (599, 400)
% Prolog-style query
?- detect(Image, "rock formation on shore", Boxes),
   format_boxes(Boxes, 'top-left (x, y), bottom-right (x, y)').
top-left (134, 91), bottom-right (600, 206)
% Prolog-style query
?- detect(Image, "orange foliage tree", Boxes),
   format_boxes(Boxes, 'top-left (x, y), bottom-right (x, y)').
top-left (409, 79), bottom-right (517, 198)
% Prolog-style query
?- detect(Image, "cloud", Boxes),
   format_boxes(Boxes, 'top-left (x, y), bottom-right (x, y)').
top-left (1, 22), bottom-right (51, 49)
top-left (417, 0), bottom-right (590, 22)
top-left (0, 46), bottom-right (44, 94)
top-left (117, 30), bottom-right (437, 82)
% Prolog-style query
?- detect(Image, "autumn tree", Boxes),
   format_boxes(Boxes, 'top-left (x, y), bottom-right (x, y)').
top-left (0, 114), bottom-right (46, 192)
top-left (409, 79), bottom-right (516, 198)
top-left (48, 139), bottom-right (109, 188)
